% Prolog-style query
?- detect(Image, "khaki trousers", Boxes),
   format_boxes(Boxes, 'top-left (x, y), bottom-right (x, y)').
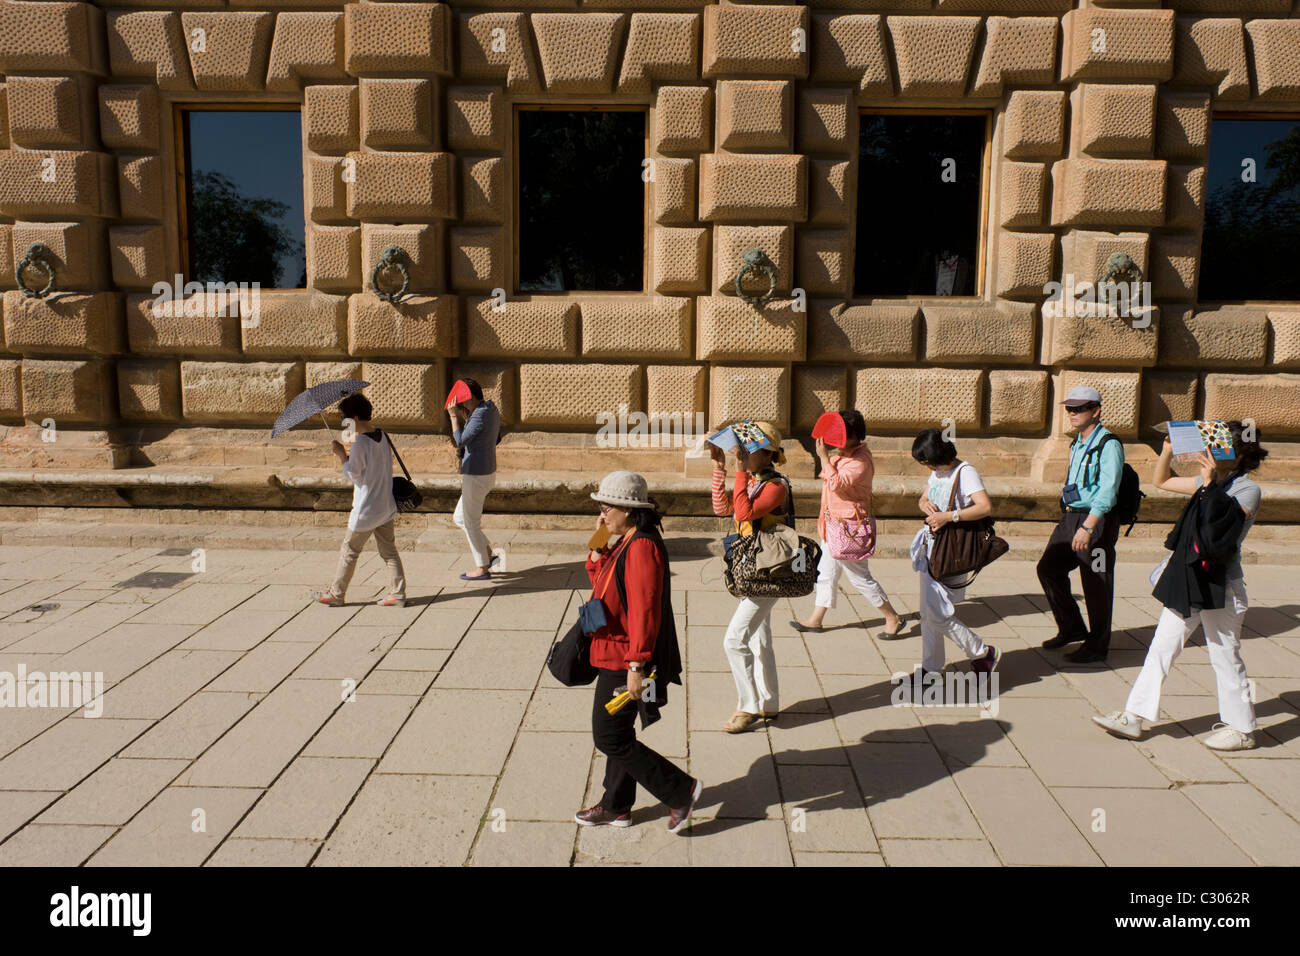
top-left (330, 520), bottom-right (405, 599)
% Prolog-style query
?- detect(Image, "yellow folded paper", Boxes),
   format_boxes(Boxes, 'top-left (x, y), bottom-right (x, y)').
top-left (605, 670), bottom-right (657, 715)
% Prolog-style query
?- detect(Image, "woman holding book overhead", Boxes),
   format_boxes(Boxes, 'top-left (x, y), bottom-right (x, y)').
top-left (445, 378), bottom-right (500, 581)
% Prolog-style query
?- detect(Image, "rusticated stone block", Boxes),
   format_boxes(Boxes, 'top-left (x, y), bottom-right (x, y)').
top-left (117, 154), bottom-right (163, 221)
top-left (798, 89), bottom-right (850, 154)
top-left (796, 230), bottom-right (851, 296)
top-left (617, 13), bottom-right (699, 94)
top-left (449, 360), bottom-right (516, 424)
top-left (718, 80), bottom-right (792, 152)
top-left (519, 362), bottom-right (641, 427)
top-left (1172, 18), bottom-right (1249, 100)
top-left (0, 149), bottom-right (115, 218)
top-left (854, 367), bottom-right (983, 431)
top-left (1149, 233), bottom-right (1199, 301)
top-left (0, 224), bottom-right (12, 289)
top-left (308, 225), bottom-right (360, 292)
top-left (307, 361), bottom-right (362, 395)
top-left (21, 359), bottom-right (114, 424)
top-left (970, 16), bottom-right (1058, 97)
top-left (125, 292), bottom-right (241, 358)
top-left (709, 365), bottom-right (790, 431)
top-left (1062, 8), bottom-right (1175, 82)
top-left (462, 156), bottom-right (504, 224)
top-left (532, 13), bottom-right (625, 94)
top-left (467, 297), bottom-right (578, 359)
top-left (0, 360), bottom-right (21, 418)
top-left (99, 85), bottom-right (160, 151)
top-left (185, 361), bottom-right (303, 423)
top-left (1003, 90), bottom-right (1066, 160)
top-left (345, 151), bottom-right (454, 220)
top-left (1203, 373), bottom-right (1300, 436)
top-left (359, 361), bottom-right (443, 428)
top-left (1167, 165), bottom-right (1206, 231)
top-left (1140, 371), bottom-right (1198, 434)
top-left (653, 227), bottom-right (708, 294)
top-left (647, 364), bottom-right (706, 418)
top-left (266, 12), bottom-right (346, 91)
top-left (447, 87), bottom-right (504, 153)
top-left (181, 12), bottom-right (274, 92)
top-left (6, 75), bottom-right (83, 149)
top-left (361, 79), bottom-right (435, 150)
top-left (808, 158), bottom-right (849, 226)
top-left (582, 296), bottom-right (692, 360)
top-left (715, 224), bottom-right (792, 297)
top-left (1057, 369), bottom-right (1139, 438)
top-left (0, 85), bottom-right (7, 151)
top-left (1268, 312), bottom-right (1300, 369)
top-left (12, 220), bottom-right (106, 290)
top-left (1159, 308), bottom-right (1266, 369)
top-left (450, 227), bottom-right (505, 293)
top-left (1044, 309), bottom-right (1158, 369)
top-left (0, 0), bottom-right (104, 74)
top-left (243, 291), bottom-right (348, 358)
top-left (654, 158), bottom-right (696, 225)
top-left (989, 369), bottom-right (1048, 433)
top-left (305, 85), bottom-right (358, 154)
top-left (1078, 84), bottom-right (1156, 158)
top-left (703, 4), bottom-right (809, 79)
top-left (924, 304), bottom-right (1037, 364)
top-left (808, 303), bottom-right (918, 363)
top-left (361, 224), bottom-right (441, 295)
top-left (348, 294), bottom-right (457, 359)
top-left (346, 2), bottom-right (451, 77)
top-left (458, 12), bottom-right (541, 94)
top-left (1000, 161), bottom-right (1048, 228)
top-left (1245, 20), bottom-right (1300, 100)
top-left (654, 86), bottom-right (711, 155)
top-left (810, 14), bottom-right (892, 97)
top-left (108, 224), bottom-right (166, 289)
top-left (887, 16), bottom-right (981, 98)
top-left (307, 156), bottom-right (347, 223)
top-left (996, 231), bottom-right (1055, 299)
top-left (1059, 230), bottom-right (1149, 289)
top-left (699, 153), bottom-right (807, 223)
top-left (3, 291), bottom-right (120, 356)
top-left (697, 297), bottom-right (805, 362)
top-left (117, 359), bottom-right (180, 422)
top-left (1156, 92), bottom-right (1209, 162)
top-left (1051, 157), bottom-right (1167, 227)
top-left (107, 10), bottom-right (191, 90)
top-left (792, 365), bottom-right (847, 431)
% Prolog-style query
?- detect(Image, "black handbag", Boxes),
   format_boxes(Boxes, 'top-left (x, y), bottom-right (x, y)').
top-left (385, 432), bottom-right (423, 513)
top-left (547, 620), bottom-right (598, 686)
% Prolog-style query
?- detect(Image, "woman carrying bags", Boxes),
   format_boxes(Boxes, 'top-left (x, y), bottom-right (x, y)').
top-left (792, 410), bottom-right (904, 639)
top-left (575, 471), bottom-right (701, 832)
top-left (711, 420), bottom-right (790, 734)
top-left (1092, 422), bottom-right (1266, 751)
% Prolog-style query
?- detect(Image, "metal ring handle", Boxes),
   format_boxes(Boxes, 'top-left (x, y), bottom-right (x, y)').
top-left (15, 243), bottom-right (56, 299)
top-left (1099, 251), bottom-right (1143, 287)
top-left (734, 247), bottom-right (777, 307)
top-left (371, 245), bottom-right (410, 303)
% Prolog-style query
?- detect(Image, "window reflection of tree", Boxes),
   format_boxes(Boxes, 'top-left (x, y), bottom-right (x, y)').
top-left (189, 169), bottom-right (304, 288)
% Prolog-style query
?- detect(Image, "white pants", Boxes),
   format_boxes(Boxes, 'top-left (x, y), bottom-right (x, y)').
top-left (1126, 578), bottom-right (1255, 733)
top-left (454, 472), bottom-right (496, 568)
top-left (724, 596), bottom-right (779, 715)
top-left (918, 569), bottom-right (987, 672)
top-left (813, 542), bottom-right (890, 610)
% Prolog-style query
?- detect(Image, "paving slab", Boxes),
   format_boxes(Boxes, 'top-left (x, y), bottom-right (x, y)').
top-left (953, 766), bottom-right (1100, 866)
top-left (0, 824), bottom-right (116, 866)
top-left (879, 838), bottom-right (1002, 867)
top-left (234, 757), bottom-right (374, 840)
top-left (37, 757), bottom-right (188, 826)
top-left (379, 688), bottom-right (530, 775)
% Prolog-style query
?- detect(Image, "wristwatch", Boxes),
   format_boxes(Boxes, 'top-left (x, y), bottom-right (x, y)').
top-left (951, 509), bottom-right (961, 523)
top-left (627, 662), bottom-right (645, 674)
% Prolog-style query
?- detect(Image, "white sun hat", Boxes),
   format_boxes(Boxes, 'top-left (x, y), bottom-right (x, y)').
top-left (590, 470), bottom-right (654, 509)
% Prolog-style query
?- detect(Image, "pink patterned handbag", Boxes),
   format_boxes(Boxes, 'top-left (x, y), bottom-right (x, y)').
top-left (825, 503), bottom-right (876, 561)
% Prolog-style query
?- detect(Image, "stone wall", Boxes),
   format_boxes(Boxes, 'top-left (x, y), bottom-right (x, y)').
top-left (0, 0), bottom-right (1298, 480)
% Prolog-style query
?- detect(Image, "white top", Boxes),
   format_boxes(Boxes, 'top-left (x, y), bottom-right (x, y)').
top-left (342, 429), bottom-right (398, 532)
top-left (926, 462), bottom-right (986, 511)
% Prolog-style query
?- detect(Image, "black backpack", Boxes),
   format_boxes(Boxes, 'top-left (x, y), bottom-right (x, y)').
top-left (1083, 434), bottom-right (1145, 536)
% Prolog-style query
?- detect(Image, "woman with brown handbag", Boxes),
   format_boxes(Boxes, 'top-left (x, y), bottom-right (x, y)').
top-left (909, 429), bottom-right (1001, 680)
top-left (791, 410), bottom-right (904, 639)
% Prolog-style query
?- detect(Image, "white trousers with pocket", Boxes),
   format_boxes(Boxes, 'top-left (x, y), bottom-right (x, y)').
top-left (918, 568), bottom-right (987, 672)
top-left (813, 540), bottom-right (890, 610)
top-left (724, 596), bottom-right (779, 715)
top-left (454, 472), bottom-right (496, 568)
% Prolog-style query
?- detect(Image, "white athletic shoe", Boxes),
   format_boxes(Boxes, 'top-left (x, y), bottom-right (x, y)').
top-left (1092, 710), bottom-right (1143, 740)
top-left (1202, 723), bottom-right (1256, 751)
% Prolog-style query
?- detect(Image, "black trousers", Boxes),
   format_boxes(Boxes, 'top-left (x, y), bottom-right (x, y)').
top-left (1036, 509), bottom-right (1120, 653)
top-left (591, 668), bottom-right (692, 815)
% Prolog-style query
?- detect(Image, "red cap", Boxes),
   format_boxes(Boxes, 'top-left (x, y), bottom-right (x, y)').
top-left (811, 411), bottom-right (847, 448)
top-left (445, 380), bottom-right (473, 409)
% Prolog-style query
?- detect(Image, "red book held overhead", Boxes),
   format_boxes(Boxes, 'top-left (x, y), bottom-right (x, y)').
top-left (445, 380), bottom-right (473, 409)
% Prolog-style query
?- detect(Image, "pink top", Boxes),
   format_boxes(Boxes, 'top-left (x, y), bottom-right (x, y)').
top-left (818, 443), bottom-right (874, 540)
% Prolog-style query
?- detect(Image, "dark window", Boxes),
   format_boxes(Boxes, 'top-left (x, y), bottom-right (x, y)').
top-left (855, 113), bottom-right (987, 297)
top-left (517, 109), bottom-right (645, 292)
top-left (1201, 117), bottom-right (1300, 301)
top-left (182, 109), bottom-right (305, 289)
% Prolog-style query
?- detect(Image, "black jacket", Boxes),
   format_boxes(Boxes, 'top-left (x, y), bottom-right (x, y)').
top-left (613, 528), bottom-right (683, 729)
top-left (1152, 475), bottom-right (1247, 616)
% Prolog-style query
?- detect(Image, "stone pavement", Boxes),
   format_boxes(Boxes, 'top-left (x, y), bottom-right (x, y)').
top-left (0, 538), bottom-right (1298, 867)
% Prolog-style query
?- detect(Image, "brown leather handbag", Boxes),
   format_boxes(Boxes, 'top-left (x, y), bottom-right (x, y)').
top-left (927, 463), bottom-right (1010, 587)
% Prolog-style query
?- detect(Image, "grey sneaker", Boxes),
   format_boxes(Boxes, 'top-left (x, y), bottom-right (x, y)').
top-left (1092, 710), bottom-right (1143, 740)
top-left (1203, 723), bottom-right (1256, 752)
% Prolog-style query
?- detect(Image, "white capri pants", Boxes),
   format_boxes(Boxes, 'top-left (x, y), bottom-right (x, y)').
top-left (454, 472), bottom-right (496, 568)
top-left (1126, 577), bottom-right (1256, 734)
top-left (918, 569), bottom-right (988, 673)
top-left (724, 596), bottom-right (779, 715)
top-left (814, 541), bottom-right (890, 610)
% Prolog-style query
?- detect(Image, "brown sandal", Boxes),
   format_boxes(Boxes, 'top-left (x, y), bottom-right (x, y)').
top-left (723, 711), bottom-right (761, 734)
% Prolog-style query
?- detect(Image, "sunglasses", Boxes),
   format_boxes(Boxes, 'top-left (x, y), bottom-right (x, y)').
top-left (1066, 404), bottom-right (1099, 413)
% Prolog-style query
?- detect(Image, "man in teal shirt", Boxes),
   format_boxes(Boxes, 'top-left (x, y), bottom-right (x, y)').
top-left (1037, 386), bottom-right (1125, 662)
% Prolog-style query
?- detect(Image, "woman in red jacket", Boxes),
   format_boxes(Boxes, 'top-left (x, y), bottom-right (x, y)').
top-left (574, 471), bottom-right (702, 832)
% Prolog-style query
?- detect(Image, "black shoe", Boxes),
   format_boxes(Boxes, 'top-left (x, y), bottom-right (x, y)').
top-left (1065, 645), bottom-right (1108, 664)
top-left (1042, 633), bottom-right (1082, 650)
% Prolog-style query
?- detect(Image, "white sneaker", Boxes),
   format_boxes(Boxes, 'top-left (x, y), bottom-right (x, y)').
top-left (1092, 710), bottom-right (1143, 740)
top-left (1203, 723), bottom-right (1256, 751)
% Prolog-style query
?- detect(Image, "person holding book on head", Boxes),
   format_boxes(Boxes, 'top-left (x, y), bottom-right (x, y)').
top-left (446, 378), bottom-right (501, 581)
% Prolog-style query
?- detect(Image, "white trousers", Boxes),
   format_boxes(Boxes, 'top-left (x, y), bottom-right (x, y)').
top-left (1126, 578), bottom-right (1256, 733)
top-left (454, 472), bottom-right (496, 568)
top-left (813, 541), bottom-right (890, 610)
top-left (918, 569), bottom-right (987, 672)
top-left (724, 596), bottom-right (779, 715)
